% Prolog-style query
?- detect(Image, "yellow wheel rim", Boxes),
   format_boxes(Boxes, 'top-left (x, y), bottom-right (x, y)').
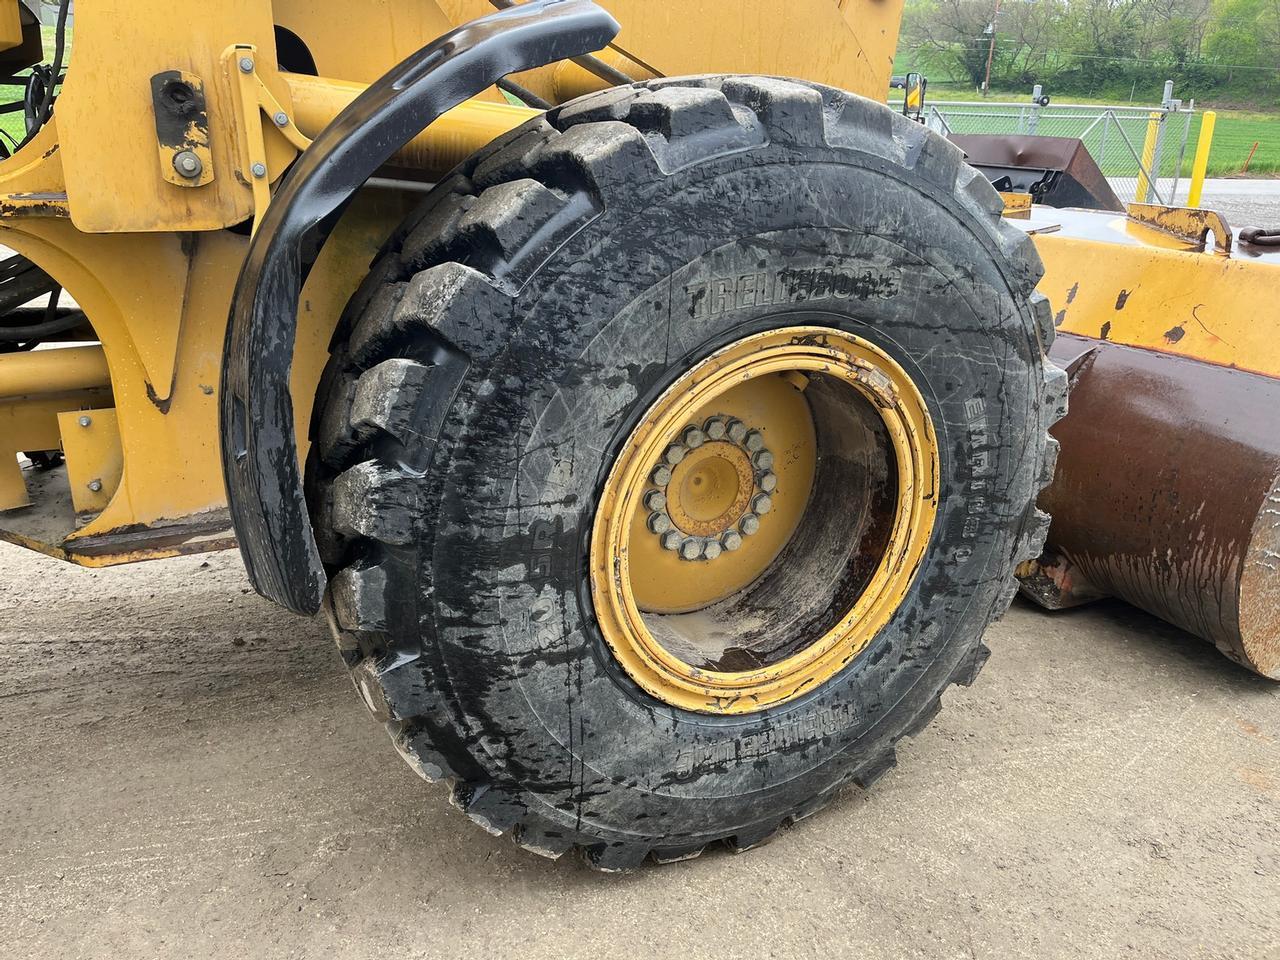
top-left (590, 326), bottom-right (940, 714)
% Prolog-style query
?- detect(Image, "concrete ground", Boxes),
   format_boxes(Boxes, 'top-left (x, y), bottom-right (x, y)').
top-left (1, 543), bottom-right (1277, 960)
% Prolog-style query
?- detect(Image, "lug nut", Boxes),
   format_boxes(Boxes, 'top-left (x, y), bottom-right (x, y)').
top-left (661, 531), bottom-right (683, 551)
top-left (680, 538), bottom-right (703, 560)
top-left (644, 490), bottom-right (667, 511)
top-left (663, 443), bottom-right (687, 466)
top-left (726, 419), bottom-right (747, 444)
top-left (744, 430), bottom-right (764, 452)
top-left (647, 512), bottom-right (672, 535)
top-left (753, 449), bottom-right (774, 470)
top-left (651, 465), bottom-right (673, 486)
top-left (721, 530), bottom-right (743, 552)
top-left (759, 472), bottom-right (778, 493)
top-left (682, 427), bottom-right (706, 449)
top-left (704, 417), bottom-right (727, 440)
top-left (702, 540), bottom-right (723, 561)
top-left (752, 493), bottom-right (774, 515)
top-left (740, 515), bottom-right (761, 536)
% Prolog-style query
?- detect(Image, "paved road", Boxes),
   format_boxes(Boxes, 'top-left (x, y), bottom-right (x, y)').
top-left (1, 544), bottom-right (1277, 960)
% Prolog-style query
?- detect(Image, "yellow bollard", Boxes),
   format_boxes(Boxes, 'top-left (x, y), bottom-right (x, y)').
top-left (1187, 111), bottom-right (1217, 208)
top-left (1135, 111), bottom-right (1161, 204)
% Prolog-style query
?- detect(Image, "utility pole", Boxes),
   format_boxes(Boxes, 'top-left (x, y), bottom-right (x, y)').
top-left (982, 0), bottom-right (1003, 95)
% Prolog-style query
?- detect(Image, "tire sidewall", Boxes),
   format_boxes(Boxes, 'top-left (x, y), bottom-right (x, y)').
top-left (418, 146), bottom-right (1039, 841)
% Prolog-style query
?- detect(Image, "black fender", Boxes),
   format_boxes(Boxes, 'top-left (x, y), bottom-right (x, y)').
top-left (219, 0), bottom-right (620, 614)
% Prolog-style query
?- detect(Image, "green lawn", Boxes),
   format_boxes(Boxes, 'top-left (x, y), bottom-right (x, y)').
top-left (890, 84), bottom-right (1278, 177)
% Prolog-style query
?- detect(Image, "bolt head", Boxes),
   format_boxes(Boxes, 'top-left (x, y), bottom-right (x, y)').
top-left (752, 493), bottom-right (774, 515)
top-left (753, 449), bottom-right (774, 470)
top-left (682, 427), bottom-right (706, 449)
top-left (239, 56), bottom-right (255, 73)
top-left (651, 465), bottom-right (673, 487)
top-left (726, 419), bottom-right (747, 444)
top-left (661, 531), bottom-right (683, 551)
top-left (647, 512), bottom-right (672, 535)
top-left (744, 430), bottom-right (765, 452)
top-left (703, 417), bottom-right (727, 440)
top-left (644, 489), bottom-right (667, 512)
top-left (87, 479), bottom-right (103, 493)
top-left (663, 444), bottom-right (687, 466)
top-left (172, 150), bottom-right (203, 178)
top-left (251, 162), bottom-right (268, 178)
top-left (740, 515), bottom-right (761, 536)
top-left (77, 415), bottom-right (91, 428)
top-left (679, 538), bottom-right (703, 561)
top-left (702, 540), bottom-right (722, 561)
top-left (273, 111), bottom-right (290, 127)
top-left (759, 471), bottom-right (778, 493)
top-left (721, 530), bottom-right (743, 551)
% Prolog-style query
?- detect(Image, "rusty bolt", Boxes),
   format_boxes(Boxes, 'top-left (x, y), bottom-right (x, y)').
top-left (647, 512), bottom-right (672, 535)
top-left (644, 489), bottom-right (667, 512)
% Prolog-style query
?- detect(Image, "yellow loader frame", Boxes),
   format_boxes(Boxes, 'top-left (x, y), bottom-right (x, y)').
top-left (0, 0), bottom-right (907, 565)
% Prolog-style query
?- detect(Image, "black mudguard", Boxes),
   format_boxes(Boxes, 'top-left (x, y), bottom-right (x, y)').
top-left (219, 0), bottom-right (620, 614)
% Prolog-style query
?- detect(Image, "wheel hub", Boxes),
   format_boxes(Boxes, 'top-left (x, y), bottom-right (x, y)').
top-left (644, 418), bottom-right (777, 561)
top-left (590, 326), bottom-right (939, 714)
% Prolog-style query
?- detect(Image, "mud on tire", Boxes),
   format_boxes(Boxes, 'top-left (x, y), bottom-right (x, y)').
top-left (306, 76), bottom-right (1067, 870)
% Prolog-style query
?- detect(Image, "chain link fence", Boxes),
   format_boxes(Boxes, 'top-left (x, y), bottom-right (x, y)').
top-left (920, 86), bottom-right (1197, 206)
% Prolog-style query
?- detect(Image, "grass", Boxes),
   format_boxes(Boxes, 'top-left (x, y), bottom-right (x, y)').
top-left (891, 83), bottom-right (1279, 177)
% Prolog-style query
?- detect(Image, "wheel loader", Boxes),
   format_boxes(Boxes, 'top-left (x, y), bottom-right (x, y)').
top-left (0, 0), bottom-right (1274, 870)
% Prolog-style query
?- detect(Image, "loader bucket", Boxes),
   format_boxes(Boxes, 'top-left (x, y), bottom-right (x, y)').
top-left (949, 134), bottom-right (1124, 212)
top-left (1023, 332), bottom-right (1280, 679)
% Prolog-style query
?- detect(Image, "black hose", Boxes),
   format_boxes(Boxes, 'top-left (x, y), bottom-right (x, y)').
top-left (14, 0), bottom-right (70, 150)
top-left (1240, 226), bottom-right (1280, 247)
top-left (0, 308), bottom-right (86, 342)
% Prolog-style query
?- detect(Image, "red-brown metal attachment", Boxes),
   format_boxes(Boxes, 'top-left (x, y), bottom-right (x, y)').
top-left (1022, 332), bottom-right (1280, 678)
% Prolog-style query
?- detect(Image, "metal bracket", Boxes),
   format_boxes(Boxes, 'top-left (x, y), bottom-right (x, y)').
top-left (1127, 202), bottom-right (1233, 255)
top-left (151, 70), bottom-right (215, 188)
top-left (223, 44), bottom-right (314, 231)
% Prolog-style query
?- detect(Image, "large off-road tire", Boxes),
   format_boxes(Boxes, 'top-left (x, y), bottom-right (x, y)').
top-left (306, 76), bottom-right (1066, 869)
